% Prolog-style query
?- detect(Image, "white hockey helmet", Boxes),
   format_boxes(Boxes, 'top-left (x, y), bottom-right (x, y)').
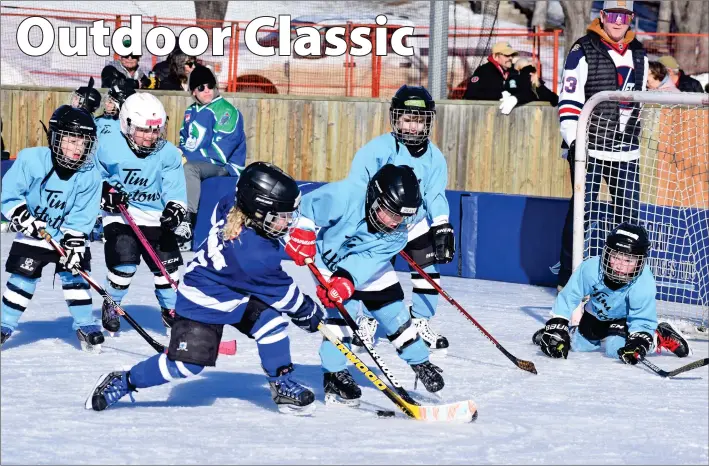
top-left (119, 92), bottom-right (167, 157)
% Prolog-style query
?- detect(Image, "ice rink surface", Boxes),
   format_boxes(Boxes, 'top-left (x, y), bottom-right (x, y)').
top-left (1, 233), bottom-right (707, 465)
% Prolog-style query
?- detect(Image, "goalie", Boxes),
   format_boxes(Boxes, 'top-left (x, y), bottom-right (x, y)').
top-left (533, 222), bottom-right (691, 364)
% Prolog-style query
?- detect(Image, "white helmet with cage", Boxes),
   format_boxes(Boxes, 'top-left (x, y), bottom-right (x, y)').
top-left (119, 92), bottom-right (167, 157)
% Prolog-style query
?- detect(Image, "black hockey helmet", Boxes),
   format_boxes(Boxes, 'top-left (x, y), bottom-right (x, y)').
top-left (70, 77), bottom-right (102, 115)
top-left (365, 164), bottom-right (422, 234)
top-left (104, 77), bottom-right (137, 118)
top-left (47, 105), bottom-right (98, 171)
top-left (389, 85), bottom-right (436, 146)
top-left (601, 222), bottom-right (651, 286)
top-left (236, 161), bottom-right (301, 239)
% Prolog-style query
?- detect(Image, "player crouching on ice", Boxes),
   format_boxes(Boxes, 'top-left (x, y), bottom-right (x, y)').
top-left (86, 162), bottom-right (324, 415)
top-left (285, 164), bottom-right (444, 408)
top-left (1, 106), bottom-right (103, 351)
top-left (533, 222), bottom-right (691, 364)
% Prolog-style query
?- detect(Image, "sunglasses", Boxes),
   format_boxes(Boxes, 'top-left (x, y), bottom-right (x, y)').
top-left (121, 54), bottom-right (140, 59)
top-left (603, 11), bottom-right (633, 25)
top-left (196, 83), bottom-right (215, 92)
top-left (185, 61), bottom-right (196, 67)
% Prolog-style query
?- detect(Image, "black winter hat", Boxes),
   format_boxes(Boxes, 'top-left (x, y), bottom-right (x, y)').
top-left (188, 65), bottom-right (217, 92)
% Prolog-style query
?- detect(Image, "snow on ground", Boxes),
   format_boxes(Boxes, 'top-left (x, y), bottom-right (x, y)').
top-left (1, 232), bottom-right (708, 465)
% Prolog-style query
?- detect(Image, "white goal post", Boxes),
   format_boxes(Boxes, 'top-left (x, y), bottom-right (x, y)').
top-left (573, 90), bottom-right (709, 335)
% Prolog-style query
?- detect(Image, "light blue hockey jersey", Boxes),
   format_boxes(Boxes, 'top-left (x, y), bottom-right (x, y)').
top-left (0, 147), bottom-right (101, 241)
top-left (95, 116), bottom-right (120, 135)
top-left (346, 133), bottom-right (449, 226)
top-left (298, 179), bottom-right (409, 288)
top-left (176, 194), bottom-right (320, 325)
top-left (553, 256), bottom-right (658, 335)
top-left (94, 123), bottom-right (186, 227)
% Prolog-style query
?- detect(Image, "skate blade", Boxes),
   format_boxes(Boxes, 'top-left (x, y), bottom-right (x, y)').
top-left (324, 392), bottom-right (361, 408)
top-left (80, 341), bottom-right (102, 354)
top-left (277, 402), bottom-right (316, 416)
top-left (84, 373), bottom-right (108, 410)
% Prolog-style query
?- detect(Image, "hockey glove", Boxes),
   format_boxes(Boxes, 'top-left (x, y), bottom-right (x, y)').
top-left (499, 91), bottom-right (518, 115)
top-left (160, 201), bottom-right (187, 231)
top-left (289, 297), bottom-right (325, 333)
top-left (316, 275), bottom-right (355, 308)
top-left (59, 232), bottom-right (86, 275)
top-left (100, 181), bottom-right (128, 213)
top-left (431, 222), bottom-right (455, 264)
top-left (539, 317), bottom-right (571, 359)
top-left (285, 228), bottom-right (317, 266)
top-left (8, 204), bottom-right (45, 240)
top-left (617, 331), bottom-right (653, 365)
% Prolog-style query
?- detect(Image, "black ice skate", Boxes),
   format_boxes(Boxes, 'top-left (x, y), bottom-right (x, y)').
top-left (85, 371), bottom-right (136, 411)
top-left (411, 360), bottom-right (444, 393)
top-left (76, 325), bottom-right (105, 353)
top-left (267, 364), bottom-right (315, 416)
top-left (102, 301), bottom-right (120, 336)
top-left (655, 321), bottom-right (692, 358)
top-left (323, 369), bottom-right (362, 407)
top-left (412, 316), bottom-right (449, 351)
top-left (161, 307), bottom-right (177, 336)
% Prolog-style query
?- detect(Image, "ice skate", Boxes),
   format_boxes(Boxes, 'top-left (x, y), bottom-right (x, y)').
top-left (351, 315), bottom-right (378, 352)
top-left (1, 325), bottom-right (13, 346)
top-left (76, 325), bottom-right (105, 353)
top-left (102, 301), bottom-right (120, 336)
top-left (323, 369), bottom-right (362, 407)
top-left (413, 316), bottom-right (449, 354)
top-left (267, 364), bottom-right (316, 416)
top-left (655, 321), bottom-right (692, 358)
top-left (85, 371), bottom-right (136, 411)
top-left (161, 307), bottom-right (176, 337)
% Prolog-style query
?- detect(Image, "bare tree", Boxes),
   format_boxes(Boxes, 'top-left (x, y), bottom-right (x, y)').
top-left (531, 1), bottom-right (549, 29)
top-left (194, 1), bottom-right (229, 48)
top-left (559, 1), bottom-right (593, 59)
top-left (657, 0), bottom-right (672, 34)
top-left (671, 0), bottom-right (709, 75)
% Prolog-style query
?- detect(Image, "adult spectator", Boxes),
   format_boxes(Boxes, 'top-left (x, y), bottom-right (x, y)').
top-left (158, 52), bottom-right (196, 91)
top-left (176, 65), bottom-right (246, 250)
top-left (499, 58), bottom-right (559, 114)
top-left (151, 44), bottom-right (182, 83)
top-left (658, 56), bottom-right (705, 93)
top-left (647, 61), bottom-right (679, 92)
top-left (555, 0), bottom-right (648, 292)
top-left (101, 38), bottom-right (156, 90)
top-left (463, 41), bottom-right (518, 101)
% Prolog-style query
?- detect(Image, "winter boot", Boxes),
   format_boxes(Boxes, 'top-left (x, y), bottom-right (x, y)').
top-left (323, 369), bottom-right (362, 407)
top-left (267, 364), bottom-right (315, 415)
top-left (77, 325), bottom-right (105, 353)
top-left (85, 371), bottom-right (136, 411)
top-left (411, 360), bottom-right (445, 393)
top-left (351, 315), bottom-right (378, 350)
top-left (102, 301), bottom-right (120, 335)
top-left (655, 321), bottom-right (692, 358)
top-left (1, 325), bottom-right (13, 346)
top-left (412, 316), bottom-right (449, 350)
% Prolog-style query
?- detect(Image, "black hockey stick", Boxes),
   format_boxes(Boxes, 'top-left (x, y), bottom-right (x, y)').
top-left (42, 232), bottom-right (167, 354)
top-left (640, 357), bottom-right (709, 378)
top-left (399, 251), bottom-right (538, 374)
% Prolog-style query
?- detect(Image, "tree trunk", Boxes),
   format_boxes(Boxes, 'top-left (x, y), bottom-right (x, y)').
top-left (657, 0), bottom-right (672, 33)
top-left (560, 1), bottom-right (592, 60)
top-left (671, 0), bottom-right (706, 75)
top-left (531, 1), bottom-right (549, 29)
top-left (194, 1), bottom-right (229, 48)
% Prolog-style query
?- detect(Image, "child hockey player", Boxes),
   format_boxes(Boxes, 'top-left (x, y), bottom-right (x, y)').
top-left (94, 92), bottom-right (187, 336)
top-left (86, 162), bottom-right (323, 415)
top-left (69, 77), bottom-right (102, 116)
top-left (285, 163), bottom-right (443, 407)
top-left (1, 105), bottom-right (103, 351)
top-left (533, 222), bottom-right (691, 364)
top-left (344, 85), bottom-right (454, 352)
top-left (95, 77), bottom-right (136, 134)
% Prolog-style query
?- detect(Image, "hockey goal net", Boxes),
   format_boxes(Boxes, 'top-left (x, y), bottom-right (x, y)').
top-left (573, 91), bottom-right (709, 337)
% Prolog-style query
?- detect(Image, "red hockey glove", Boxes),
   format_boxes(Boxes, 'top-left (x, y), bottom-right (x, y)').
top-left (316, 276), bottom-right (355, 308)
top-left (285, 228), bottom-right (316, 266)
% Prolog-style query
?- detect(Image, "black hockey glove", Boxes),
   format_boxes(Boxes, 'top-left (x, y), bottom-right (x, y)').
top-left (567, 141), bottom-right (576, 162)
top-left (8, 204), bottom-right (45, 239)
top-left (617, 331), bottom-right (653, 365)
top-left (539, 317), bottom-right (571, 359)
top-left (160, 201), bottom-right (187, 231)
top-left (431, 222), bottom-right (455, 264)
top-left (59, 232), bottom-right (86, 275)
top-left (100, 181), bottom-right (128, 213)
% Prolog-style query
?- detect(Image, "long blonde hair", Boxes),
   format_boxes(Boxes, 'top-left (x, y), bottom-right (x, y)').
top-left (221, 206), bottom-right (248, 241)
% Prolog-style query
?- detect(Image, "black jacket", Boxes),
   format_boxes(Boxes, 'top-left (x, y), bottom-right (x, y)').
top-left (463, 60), bottom-right (510, 101)
top-left (677, 71), bottom-right (704, 93)
top-left (159, 74), bottom-right (185, 91)
top-left (505, 65), bottom-right (559, 107)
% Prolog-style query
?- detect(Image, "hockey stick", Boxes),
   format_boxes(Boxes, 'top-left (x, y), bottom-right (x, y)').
top-left (317, 321), bottom-right (478, 422)
top-left (118, 205), bottom-right (237, 356)
top-left (42, 232), bottom-right (166, 354)
top-left (399, 251), bottom-right (538, 375)
top-left (305, 260), bottom-right (418, 405)
top-left (640, 357), bottom-right (709, 378)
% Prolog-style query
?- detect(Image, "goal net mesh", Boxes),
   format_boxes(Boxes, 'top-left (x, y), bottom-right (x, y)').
top-left (579, 93), bottom-right (708, 335)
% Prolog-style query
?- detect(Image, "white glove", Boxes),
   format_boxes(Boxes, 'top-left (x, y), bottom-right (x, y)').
top-left (59, 233), bottom-right (86, 275)
top-left (499, 93), bottom-right (518, 115)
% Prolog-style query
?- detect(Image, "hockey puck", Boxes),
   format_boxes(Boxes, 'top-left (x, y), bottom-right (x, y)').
top-left (376, 409), bottom-right (396, 418)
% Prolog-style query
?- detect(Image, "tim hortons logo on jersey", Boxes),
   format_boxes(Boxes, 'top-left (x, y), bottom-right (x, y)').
top-left (32, 189), bottom-right (67, 229)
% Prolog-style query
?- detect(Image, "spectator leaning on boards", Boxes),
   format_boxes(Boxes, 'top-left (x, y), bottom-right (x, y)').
top-left (463, 41), bottom-right (518, 101)
top-left (657, 55), bottom-right (705, 93)
top-left (499, 58), bottom-right (559, 114)
top-left (647, 61), bottom-right (679, 92)
top-left (176, 65), bottom-right (246, 250)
